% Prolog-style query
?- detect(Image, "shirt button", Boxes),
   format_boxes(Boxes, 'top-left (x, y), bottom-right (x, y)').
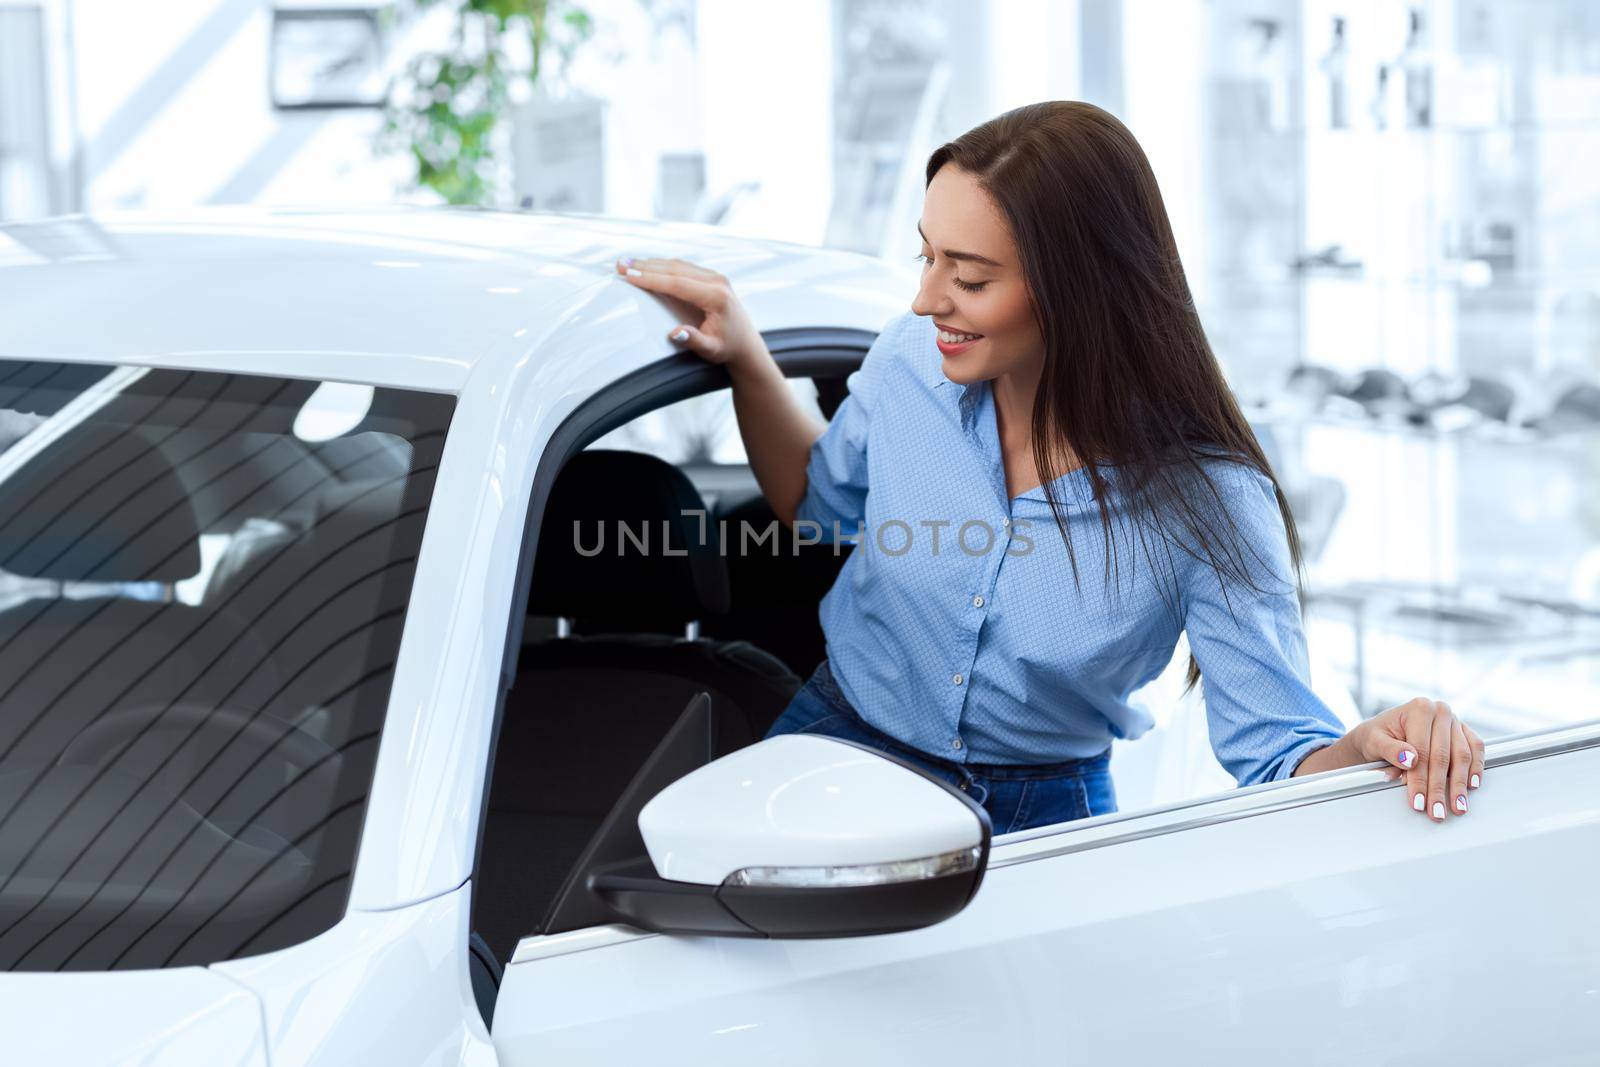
top-left (952, 738), bottom-right (963, 750)
top-left (972, 595), bottom-right (984, 608)
top-left (1000, 517), bottom-right (1010, 528)
top-left (952, 673), bottom-right (963, 685)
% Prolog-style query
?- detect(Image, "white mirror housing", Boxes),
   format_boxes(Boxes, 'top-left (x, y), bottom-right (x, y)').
top-left (586, 734), bottom-right (992, 939)
top-left (640, 734), bottom-right (985, 885)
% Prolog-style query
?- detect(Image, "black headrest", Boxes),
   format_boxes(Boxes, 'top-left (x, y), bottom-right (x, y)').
top-left (529, 449), bottom-right (729, 629)
top-left (0, 426), bottom-right (200, 582)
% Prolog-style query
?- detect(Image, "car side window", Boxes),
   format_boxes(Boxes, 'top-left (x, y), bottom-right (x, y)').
top-left (585, 377), bottom-right (824, 466)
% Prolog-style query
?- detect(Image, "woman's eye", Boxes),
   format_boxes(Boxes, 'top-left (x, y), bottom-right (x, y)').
top-left (913, 254), bottom-right (987, 292)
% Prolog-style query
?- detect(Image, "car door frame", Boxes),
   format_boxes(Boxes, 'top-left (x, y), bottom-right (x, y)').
top-left (467, 326), bottom-right (877, 993)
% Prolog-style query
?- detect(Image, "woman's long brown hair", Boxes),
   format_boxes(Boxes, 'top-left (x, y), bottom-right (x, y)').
top-left (925, 100), bottom-right (1305, 694)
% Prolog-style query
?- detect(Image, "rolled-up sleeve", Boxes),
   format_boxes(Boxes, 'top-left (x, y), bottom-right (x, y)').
top-left (793, 313), bottom-right (898, 543)
top-left (1179, 462), bottom-right (1345, 787)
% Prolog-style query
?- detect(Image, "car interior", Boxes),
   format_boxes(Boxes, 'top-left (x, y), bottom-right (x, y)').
top-left (469, 355), bottom-right (863, 1020)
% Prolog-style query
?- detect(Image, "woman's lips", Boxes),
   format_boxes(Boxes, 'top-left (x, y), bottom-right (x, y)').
top-left (935, 333), bottom-right (983, 356)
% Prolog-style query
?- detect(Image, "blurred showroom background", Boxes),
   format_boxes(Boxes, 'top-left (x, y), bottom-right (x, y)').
top-left (2, 0), bottom-right (1599, 786)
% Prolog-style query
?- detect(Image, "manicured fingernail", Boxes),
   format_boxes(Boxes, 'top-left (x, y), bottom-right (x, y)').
top-left (1413, 792), bottom-right (1425, 811)
top-left (618, 256), bottom-right (634, 266)
top-left (626, 267), bottom-right (643, 277)
top-left (1471, 773), bottom-right (1480, 789)
top-left (670, 328), bottom-right (688, 342)
top-left (1398, 750), bottom-right (1414, 768)
top-left (1431, 801), bottom-right (1445, 820)
top-left (1455, 794), bottom-right (1467, 813)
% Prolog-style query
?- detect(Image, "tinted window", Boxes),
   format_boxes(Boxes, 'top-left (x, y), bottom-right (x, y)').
top-left (0, 361), bottom-right (453, 970)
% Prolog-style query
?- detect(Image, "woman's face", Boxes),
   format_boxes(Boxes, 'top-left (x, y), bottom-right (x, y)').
top-left (909, 164), bottom-right (1043, 386)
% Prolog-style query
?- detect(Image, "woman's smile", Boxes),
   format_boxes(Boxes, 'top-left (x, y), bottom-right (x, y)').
top-left (935, 322), bottom-right (984, 355)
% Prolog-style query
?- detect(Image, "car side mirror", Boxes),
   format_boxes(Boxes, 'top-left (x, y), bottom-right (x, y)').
top-left (589, 733), bottom-right (992, 939)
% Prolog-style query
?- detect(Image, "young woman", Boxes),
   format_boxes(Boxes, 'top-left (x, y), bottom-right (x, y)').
top-left (612, 100), bottom-right (1484, 835)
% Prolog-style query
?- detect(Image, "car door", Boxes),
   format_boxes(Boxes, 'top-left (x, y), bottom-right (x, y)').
top-left (488, 721), bottom-right (1600, 1065)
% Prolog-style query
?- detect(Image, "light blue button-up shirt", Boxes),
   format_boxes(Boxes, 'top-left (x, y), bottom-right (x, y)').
top-left (794, 310), bottom-right (1344, 786)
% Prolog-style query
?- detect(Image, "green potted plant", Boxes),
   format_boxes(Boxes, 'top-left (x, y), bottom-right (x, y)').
top-left (379, 0), bottom-right (597, 206)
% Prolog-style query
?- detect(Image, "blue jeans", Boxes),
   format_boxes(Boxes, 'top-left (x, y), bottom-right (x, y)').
top-left (766, 657), bottom-right (1117, 835)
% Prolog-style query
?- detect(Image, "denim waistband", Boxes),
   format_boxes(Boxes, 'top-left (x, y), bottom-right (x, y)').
top-left (807, 656), bottom-right (1113, 780)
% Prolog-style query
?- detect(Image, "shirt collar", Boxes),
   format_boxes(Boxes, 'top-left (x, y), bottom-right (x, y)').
top-left (921, 319), bottom-right (1107, 508)
top-left (915, 315), bottom-right (1101, 505)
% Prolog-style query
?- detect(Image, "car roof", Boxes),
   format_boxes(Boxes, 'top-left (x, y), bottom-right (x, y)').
top-left (0, 205), bottom-right (916, 392)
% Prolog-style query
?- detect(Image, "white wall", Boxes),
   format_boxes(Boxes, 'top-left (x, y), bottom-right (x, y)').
top-left (0, 0), bottom-right (81, 218)
top-left (692, 0), bottom-right (833, 243)
top-left (65, 0), bottom-right (422, 213)
top-left (1121, 0), bottom-right (1208, 306)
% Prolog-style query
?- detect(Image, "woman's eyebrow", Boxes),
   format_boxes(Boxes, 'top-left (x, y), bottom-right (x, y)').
top-left (917, 221), bottom-right (1002, 268)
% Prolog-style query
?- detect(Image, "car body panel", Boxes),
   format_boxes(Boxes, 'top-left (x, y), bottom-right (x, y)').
top-left (0, 966), bottom-right (267, 1065)
top-left (493, 736), bottom-right (1600, 1064)
top-left (210, 884), bottom-right (494, 1067)
top-left (0, 205), bottom-right (914, 391)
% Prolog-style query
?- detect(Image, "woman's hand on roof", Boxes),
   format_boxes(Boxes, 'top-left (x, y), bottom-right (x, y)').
top-left (614, 256), bottom-right (768, 371)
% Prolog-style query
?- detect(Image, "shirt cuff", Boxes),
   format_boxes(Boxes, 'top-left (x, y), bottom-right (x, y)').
top-left (1272, 735), bottom-right (1343, 782)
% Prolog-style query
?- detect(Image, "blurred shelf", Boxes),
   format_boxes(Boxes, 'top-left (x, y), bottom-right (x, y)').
top-left (1243, 405), bottom-right (1600, 447)
top-left (1203, 269), bottom-right (1600, 292)
top-left (1304, 578), bottom-right (1600, 732)
top-left (1209, 119), bottom-right (1600, 141)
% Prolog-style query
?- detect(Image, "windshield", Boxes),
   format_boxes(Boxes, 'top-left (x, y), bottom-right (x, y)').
top-left (0, 361), bottom-right (453, 971)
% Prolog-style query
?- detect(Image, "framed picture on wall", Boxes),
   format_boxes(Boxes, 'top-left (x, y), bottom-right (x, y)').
top-left (270, 5), bottom-right (388, 110)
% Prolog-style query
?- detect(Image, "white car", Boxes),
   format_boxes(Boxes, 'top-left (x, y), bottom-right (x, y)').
top-left (0, 207), bottom-right (1595, 1066)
